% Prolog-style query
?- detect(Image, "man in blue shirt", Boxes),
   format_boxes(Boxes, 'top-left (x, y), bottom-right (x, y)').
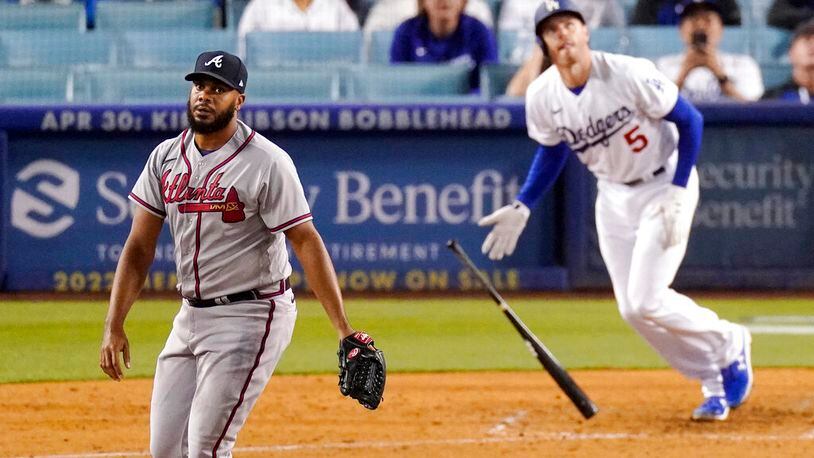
top-left (390, 0), bottom-right (497, 91)
top-left (763, 18), bottom-right (814, 103)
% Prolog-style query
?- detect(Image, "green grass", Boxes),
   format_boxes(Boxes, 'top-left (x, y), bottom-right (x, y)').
top-left (0, 297), bottom-right (812, 383)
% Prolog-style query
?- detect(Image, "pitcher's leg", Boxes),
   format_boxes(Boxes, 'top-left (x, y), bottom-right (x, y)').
top-left (187, 299), bottom-right (297, 457)
top-left (150, 313), bottom-right (196, 458)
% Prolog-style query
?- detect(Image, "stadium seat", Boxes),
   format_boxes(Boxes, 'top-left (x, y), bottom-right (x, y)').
top-left (73, 68), bottom-right (190, 104)
top-left (0, 4), bottom-right (85, 30)
top-left (247, 68), bottom-right (341, 103)
top-left (590, 27), bottom-right (624, 53)
top-left (719, 27), bottom-right (750, 54)
top-left (479, 63), bottom-right (519, 100)
top-left (345, 64), bottom-right (473, 102)
top-left (498, 30), bottom-right (521, 64)
top-left (119, 30), bottom-right (238, 68)
top-left (0, 69), bottom-right (69, 104)
top-left (246, 31), bottom-right (363, 67)
top-left (227, 0), bottom-right (251, 29)
top-left (752, 27), bottom-right (792, 64)
top-left (0, 30), bottom-right (115, 68)
top-left (626, 26), bottom-right (684, 60)
top-left (760, 62), bottom-right (792, 89)
top-left (94, 1), bottom-right (215, 30)
top-left (367, 30), bottom-right (394, 64)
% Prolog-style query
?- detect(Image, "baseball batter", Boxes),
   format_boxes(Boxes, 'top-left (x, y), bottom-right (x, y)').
top-left (99, 51), bottom-right (368, 456)
top-left (478, 0), bottom-right (753, 421)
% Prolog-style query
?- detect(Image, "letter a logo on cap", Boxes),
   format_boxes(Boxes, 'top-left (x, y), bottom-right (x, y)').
top-left (205, 55), bottom-right (224, 68)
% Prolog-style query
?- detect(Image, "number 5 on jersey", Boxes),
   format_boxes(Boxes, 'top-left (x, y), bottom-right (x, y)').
top-left (624, 125), bottom-right (649, 153)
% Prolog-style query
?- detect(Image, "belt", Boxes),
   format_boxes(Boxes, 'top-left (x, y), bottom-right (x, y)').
top-left (185, 278), bottom-right (291, 308)
top-left (623, 166), bottom-right (666, 186)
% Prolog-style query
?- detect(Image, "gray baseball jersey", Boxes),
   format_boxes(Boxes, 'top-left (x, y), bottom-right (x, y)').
top-left (129, 120), bottom-right (312, 299)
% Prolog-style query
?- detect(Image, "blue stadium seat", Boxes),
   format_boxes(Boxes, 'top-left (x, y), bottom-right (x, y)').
top-left (760, 62), bottom-right (792, 89)
top-left (119, 30), bottom-right (237, 68)
top-left (0, 69), bottom-right (68, 104)
top-left (626, 26), bottom-right (684, 60)
top-left (0, 31), bottom-right (115, 68)
top-left (752, 27), bottom-right (792, 64)
top-left (95, 1), bottom-right (215, 30)
top-left (498, 30), bottom-right (521, 64)
top-left (479, 63), bottom-right (519, 100)
top-left (227, 0), bottom-right (251, 29)
top-left (73, 68), bottom-right (190, 104)
top-left (346, 64), bottom-right (473, 102)
top-left (246, 31), bottom-right (363, 67)
top-left (367, 30), bottom-right (394, 64)
top-left (247, 68), bottom-right (341, 102)
top-left (0, 4), bottom-right (85, 30)
top-left (719, 27), bottom-right (750, 54)
top-left (590, 27), bottom-right (624, 53)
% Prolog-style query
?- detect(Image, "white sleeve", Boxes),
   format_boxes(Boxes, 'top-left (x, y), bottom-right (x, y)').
top-left (732, 56), bottom-right (764, 101)
top-left (525, 83), bottom-right (561, 146)
top-left (627, 57), bottom-right (680, 119)
top-left (237, 0), bottom-right (260, 40)
top-left (465, 0), bottom-right (494, 28)
top-left (259, 155), bottom-right (313, 233)
top-left (337, 0), bottom-right (361, 31)
top-left (129, 143), bottom-right (168, 218)
top-left (498, 0), bottom-right (525, 31)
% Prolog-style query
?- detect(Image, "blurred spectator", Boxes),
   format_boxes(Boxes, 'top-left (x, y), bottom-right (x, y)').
top-left (631, 0), bottom-right (741, 25)
top-left (238, 0), bottom-right (359, 34)
top-left (390, 0), bottom-right (497, 91)
top-left (238, 0), bottom-right (359, 56)
top-left (762, 19), bottom-right (814, 103)
top-left (504, 45), bottom-right (550, 97)
top-left (346, 0), bottom-right (377, 25)
top-left (767, 0), bottom-right (814, 30)
top-left (365, 0), bottom-right (493, 35)
top-left (499, 0), bottom-right (624, 65)
top-left (656, 0), bottom-right (763, 102)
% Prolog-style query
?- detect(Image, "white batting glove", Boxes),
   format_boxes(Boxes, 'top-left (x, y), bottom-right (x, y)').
top-left (660, 185), bottom-right (692, 249)
top-left (477, 201), bottom-right (531, 260)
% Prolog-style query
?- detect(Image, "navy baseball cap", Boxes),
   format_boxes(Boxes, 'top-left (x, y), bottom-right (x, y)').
top-left (676, 0), bottom-right (723, 20)
top-left (534, 0), bottom-right (585, 36)
top-left (185, 51), bottom-right (248, 94)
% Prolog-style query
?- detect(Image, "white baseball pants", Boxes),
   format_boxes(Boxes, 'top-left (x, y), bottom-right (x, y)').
top-left (595, 166), bottom-right (744, 396)
top-left (149, 291), bottom-right (296, 457)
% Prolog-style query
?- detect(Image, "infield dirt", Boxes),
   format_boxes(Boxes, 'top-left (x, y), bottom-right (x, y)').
top-left (2, 369), bottom-right (814, 457)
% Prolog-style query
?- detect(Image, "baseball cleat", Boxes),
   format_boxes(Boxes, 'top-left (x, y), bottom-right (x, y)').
top-left (722, 326), bottom-right (753, 409)
top-left (691, 396), bottom-right (730, 421)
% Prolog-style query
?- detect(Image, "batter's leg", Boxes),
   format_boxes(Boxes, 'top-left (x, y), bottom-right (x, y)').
top-left (186, 298), bottom-right (296, 457)
top-left (150, 307), bottom-right (197, 458)
top-left (626, 173), bottom-right (743, 391)
top-left (595, 182), bottom-right (723, 382)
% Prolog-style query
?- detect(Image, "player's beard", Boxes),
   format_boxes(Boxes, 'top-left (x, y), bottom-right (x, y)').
top-left (187, 100), bottom-right (237, 134)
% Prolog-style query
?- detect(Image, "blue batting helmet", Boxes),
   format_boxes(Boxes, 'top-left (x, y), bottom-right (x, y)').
top-left (534, 0), bottom-right (585, 53)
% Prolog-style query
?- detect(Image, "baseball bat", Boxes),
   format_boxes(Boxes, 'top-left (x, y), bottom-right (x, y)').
top-left (446, 239), bottom-right (599, 420)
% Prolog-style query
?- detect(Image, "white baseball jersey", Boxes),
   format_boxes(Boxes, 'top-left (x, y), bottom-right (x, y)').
top-left (238, 0), bottom-right (359, 37)
top-left (129, 120), bottom-right (312, 300)
top-left (657, 51), bottom-right (764, 102)
top-left (526, 51), bottom-right (680, 184)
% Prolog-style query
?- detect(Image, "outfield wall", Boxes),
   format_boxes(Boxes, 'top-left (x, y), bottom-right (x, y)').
top-left (1, 103), bottom-right (813, 292)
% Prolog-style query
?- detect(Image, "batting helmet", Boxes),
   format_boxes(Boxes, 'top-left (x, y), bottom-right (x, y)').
top-left (534, 0), bottom-right (585, 54)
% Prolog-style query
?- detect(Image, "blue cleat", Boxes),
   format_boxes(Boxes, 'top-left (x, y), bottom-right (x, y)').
top-left (722, 326), bottom-right (753, 409)
top-left (691, 396), bottom-right (730, 421)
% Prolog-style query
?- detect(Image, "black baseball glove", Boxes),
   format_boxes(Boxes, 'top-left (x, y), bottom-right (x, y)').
top-left (338, 331), bottom-right (386, 410)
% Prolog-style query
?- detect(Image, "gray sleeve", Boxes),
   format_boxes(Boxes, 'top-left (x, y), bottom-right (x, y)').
top-left (129, 143), bottom-right (168, 218)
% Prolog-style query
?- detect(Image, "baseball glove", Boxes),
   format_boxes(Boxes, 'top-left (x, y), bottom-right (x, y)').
top-left (338, 331), bottom-right (386, 410)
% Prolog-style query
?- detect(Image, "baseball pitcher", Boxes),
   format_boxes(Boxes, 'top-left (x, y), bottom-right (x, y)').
top-left (99, 51), bottom-right (384, 457)
top-left (478, 1), bottom-right (753, 421)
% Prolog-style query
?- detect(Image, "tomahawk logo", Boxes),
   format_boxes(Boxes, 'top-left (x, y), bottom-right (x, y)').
top-left (11, 159), bottom-right (80, 238)
top-left (205, 55), bottom-right (223, 68)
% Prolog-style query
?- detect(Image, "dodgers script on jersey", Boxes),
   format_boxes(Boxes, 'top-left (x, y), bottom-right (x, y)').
top-left (129, 120), bottom-right (312, 300)
top-left (526, 51), bottom-right (680, 184)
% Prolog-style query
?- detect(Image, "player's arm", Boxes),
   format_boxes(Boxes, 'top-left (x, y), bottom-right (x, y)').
top-left (479, 142), bottom-right (570, 260)
top-left (663, 94), bottom-right (703, 187)
top-left (100, 207), bottom-right (164, 381)
top-left (285, 221), bottom-right (354, 340)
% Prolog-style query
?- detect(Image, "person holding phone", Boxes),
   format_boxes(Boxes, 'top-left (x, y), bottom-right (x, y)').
top-left (655, 0), bottom-right (763, 102)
